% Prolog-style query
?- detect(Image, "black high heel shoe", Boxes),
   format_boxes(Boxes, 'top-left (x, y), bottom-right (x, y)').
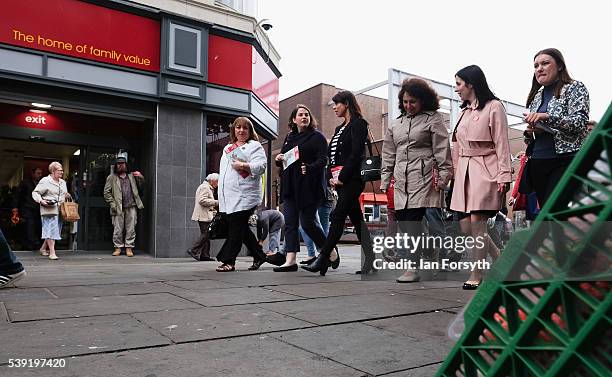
top-left (301, 253), bottom-right (330, 276)
top-left (330, 247), bottom-right (340, 270)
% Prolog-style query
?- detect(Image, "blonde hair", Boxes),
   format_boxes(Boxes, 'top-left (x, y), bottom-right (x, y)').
top-left (229, 117), bottom-right (259, 143)
top-left (48, 161), bottom-right (63, 174)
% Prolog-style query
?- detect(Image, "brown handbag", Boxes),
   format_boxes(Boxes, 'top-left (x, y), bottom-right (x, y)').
top-left (60, 198), bottom-right (80, 222)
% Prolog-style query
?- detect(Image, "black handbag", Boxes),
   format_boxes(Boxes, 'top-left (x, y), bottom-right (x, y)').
top-left (208, 212), bottom-right (228, 239)
top-left (360, 127), bottom-right (381, 182)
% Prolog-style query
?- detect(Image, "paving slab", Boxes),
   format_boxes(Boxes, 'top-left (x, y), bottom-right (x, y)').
top-left (266, 280), bottom-right (403, 298)
top-left (365, 311), bottom-right (457, 356)
top-left (396, 286), bottom-right (475, 305)
top-left (5, 292), bottom-right (202, 322)
top-left (163, 279), bottom-right (243, 290)
top-left (133, 305), bottom-right (314, 342)
top-left (205, 270), bottom-right (361, 287)
top-left (17, 275), bottom-right (160, 288)
top-left (47, 282), bottom-right (187, 299)
top-left (0, 314), bottom-right (171, 364)
top-left (1, 336), bottom-right (363, 377)
top-left (382, 363), bottom-right (443, 376)
top-left (170, 287), bottom-right (305, 307)
top-left (270, 322), bottom-right (445, 376)
top-left (0, 287), bottom-right (56, 303)
top-left (256, 292), bottom-right (461, 325)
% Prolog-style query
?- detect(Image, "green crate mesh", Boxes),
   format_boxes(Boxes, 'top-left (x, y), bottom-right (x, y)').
top-left (436, 103), bottom-right (612, 377)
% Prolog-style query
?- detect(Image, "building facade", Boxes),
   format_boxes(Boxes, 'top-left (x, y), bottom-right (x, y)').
top-left (0, 0), bottom-right (280, 257)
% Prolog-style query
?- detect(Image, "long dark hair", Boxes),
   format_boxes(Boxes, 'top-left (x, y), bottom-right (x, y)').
top-left (331, 90), bottom-right (365, 121)
top-left (287, 104), bottom-right (318, 133)
top-left (397, 78), bottom-right (440, 115)
top-left (455, 65), bottom-right (499, 110)
top-left (526, 48), bottom-right (573, 107)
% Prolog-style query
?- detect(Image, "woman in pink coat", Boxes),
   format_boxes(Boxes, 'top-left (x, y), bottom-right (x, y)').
top-left (451, 65), bottom-right (511, 290)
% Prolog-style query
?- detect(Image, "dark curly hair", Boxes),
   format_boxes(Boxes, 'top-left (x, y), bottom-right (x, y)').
top-left (397, 78), bottom-right (440, 115)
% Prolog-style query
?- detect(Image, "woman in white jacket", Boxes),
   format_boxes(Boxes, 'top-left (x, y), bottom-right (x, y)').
top-left (215, 117), bottom-right (269, 272)
top-left (32, 161), bottom-right (71, 260)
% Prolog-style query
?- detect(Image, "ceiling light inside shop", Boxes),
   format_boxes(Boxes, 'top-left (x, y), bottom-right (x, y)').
top-left (31, 102), bottom-right (52, 109)
top-left (73, 149), bottom-right (81, 156)
top-left (30, 109), bottom-right (47, 114)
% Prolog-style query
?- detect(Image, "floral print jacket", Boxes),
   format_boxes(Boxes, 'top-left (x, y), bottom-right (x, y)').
top-left (527, 80), bottom-right (590, 154)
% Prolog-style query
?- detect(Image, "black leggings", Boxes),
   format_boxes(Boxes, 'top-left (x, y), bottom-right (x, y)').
top-left (320, 179), bottom-right (373, 257)
top-left (529, 157), bottom-right (573, 207)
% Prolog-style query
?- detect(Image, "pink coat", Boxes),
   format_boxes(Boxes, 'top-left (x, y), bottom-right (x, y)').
top-left (450, 100), bottom-right (511, 213)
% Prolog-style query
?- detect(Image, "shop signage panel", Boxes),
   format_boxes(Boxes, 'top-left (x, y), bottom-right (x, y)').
top-left (0, 0), bottom-right (160, 72)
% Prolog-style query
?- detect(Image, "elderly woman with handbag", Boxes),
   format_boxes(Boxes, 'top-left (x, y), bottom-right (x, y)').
top-left (32, 161), bottom-right (71, 260)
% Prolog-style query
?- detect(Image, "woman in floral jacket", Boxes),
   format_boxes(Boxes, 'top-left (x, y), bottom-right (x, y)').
top-left (523, 48), bottom-right (590, 207)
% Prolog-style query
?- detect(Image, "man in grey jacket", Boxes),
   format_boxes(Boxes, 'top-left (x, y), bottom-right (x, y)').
top-left (103, 157), bottom-right (144, 257)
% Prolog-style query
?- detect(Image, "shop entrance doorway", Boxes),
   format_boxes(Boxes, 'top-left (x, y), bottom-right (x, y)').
top-left (0, 139), bottom-right (133, 252)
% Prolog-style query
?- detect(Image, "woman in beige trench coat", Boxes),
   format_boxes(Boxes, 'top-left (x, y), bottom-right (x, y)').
top-left (451, 65), bottom-right (511, 290)
top-left (380, 78), bottom-right (453, 283)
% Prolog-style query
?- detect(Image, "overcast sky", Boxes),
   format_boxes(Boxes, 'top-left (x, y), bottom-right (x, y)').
top-left (259, 0), bottom-right (610, 121)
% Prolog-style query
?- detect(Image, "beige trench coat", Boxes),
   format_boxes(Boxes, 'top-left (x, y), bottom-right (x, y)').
top-left (191, 181), bottom-right (218, 222)
top-left (380, 111), bottom-right (453, 210)
top-left (450, 100), bottom-right (511, 213)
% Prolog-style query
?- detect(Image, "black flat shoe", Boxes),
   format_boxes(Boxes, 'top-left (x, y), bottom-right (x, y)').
top-left (199, 256), bottom-right (215, 262)
top-left (248, 258), bottom-right (266, 271)
top-left (267, 252), bottom-right (286, 266)
top-left (330, 247), bottom-right (340, 270)
top-left (186, 249), bottom-right (200, 261)
top-left (299, 256), bottom-right (317, 265)
top-left (273, 264), bottom-right (298, 272)
top-left (301, 254), bottom-right (329, 276)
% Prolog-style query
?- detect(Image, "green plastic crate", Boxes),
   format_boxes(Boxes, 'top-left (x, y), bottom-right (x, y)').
top-left (436, 103), bottom-right (612, 377)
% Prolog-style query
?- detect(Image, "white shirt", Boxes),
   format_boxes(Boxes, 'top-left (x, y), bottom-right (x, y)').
top-left (218, 140), bottom-right (267, 214)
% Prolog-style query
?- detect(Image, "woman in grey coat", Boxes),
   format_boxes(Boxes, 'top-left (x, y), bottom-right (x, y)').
top-left (380, 78), bottom-right (452, 282)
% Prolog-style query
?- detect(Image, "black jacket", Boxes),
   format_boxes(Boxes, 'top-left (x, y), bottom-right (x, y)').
top-left (328, 118), bottom-right (368, 183)
top-left (17, 177), bottom-right (39, 211)
top-left (278, 128), bottom-right (328, 208)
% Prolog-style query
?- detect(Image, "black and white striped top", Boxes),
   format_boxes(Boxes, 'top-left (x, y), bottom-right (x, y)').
top-left (329, 125), bottom-right (346, 166)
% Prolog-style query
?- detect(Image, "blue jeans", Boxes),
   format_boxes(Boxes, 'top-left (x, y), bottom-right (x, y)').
top-left (300, 201), bottom-right (333, 257)
top-left (0, 228), bottom-right (24, 275)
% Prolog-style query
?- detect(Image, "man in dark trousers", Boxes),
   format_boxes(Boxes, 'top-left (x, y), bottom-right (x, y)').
top-left (13, 167), bottom-right (43, 250)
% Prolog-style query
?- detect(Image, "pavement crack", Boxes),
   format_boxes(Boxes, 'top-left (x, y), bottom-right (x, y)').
top-left (0, 302), bottom-right (10, 323)
top-left (374, 361), bottom-right (443, 376)
top-left (129, 313), bottom-right (176, 345)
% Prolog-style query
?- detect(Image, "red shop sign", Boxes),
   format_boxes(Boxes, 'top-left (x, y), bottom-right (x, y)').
top-left (0, 0), bottom-right (160, 72)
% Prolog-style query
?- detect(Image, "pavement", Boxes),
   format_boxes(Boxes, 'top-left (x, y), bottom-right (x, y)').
top-left (0, 245), bottom-right (474, 377)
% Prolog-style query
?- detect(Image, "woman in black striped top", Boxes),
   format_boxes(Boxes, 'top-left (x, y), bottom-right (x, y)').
top-left (303, 91), bottom-right (376, 276)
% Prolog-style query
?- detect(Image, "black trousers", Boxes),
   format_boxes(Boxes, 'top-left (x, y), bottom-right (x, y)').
top-left (190, 221), bottom-right (211, 259)
top-left (216, 207), bottom-right (262, 265)
top-left (0, 228), bottom-right (24, 275)
top-left (395, 208), bottom-right (426, 262)
top-left (283, 198), bottom-right (326, 253)
top-left (529, 156), bottom-right (573, 207)
top-left (21, 207), bottom-right (42, 250)
top-left (320, 179), bottom-right (373, 257)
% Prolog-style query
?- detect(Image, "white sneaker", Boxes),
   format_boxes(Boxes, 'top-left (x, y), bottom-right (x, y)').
top-left (0, 270), bottom-right (27, 289)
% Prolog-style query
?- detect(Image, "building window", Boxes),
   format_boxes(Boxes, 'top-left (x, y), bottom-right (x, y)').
top-left (206, 113), bottom-right (232, 174)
